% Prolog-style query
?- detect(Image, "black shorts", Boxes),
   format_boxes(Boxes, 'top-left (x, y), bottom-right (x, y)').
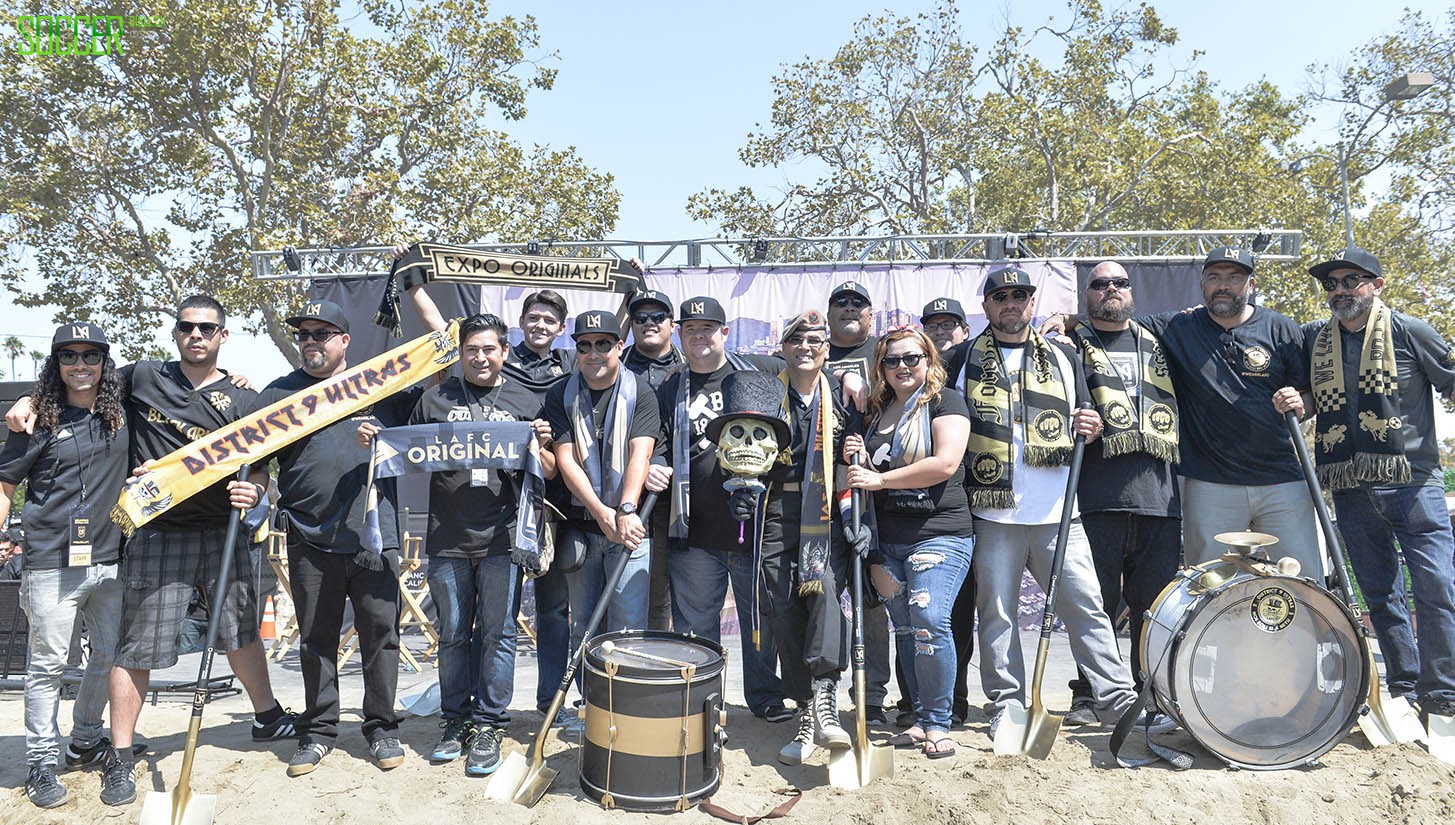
top-left (115, 524), bottom-right (259, 670)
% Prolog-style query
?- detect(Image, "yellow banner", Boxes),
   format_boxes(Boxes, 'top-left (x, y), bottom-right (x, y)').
top-left (112, 321), bottom-right (461, 534)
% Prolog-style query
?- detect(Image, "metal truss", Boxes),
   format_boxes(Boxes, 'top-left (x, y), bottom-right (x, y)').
top-left (251, 229), bottom-right (1301, 280)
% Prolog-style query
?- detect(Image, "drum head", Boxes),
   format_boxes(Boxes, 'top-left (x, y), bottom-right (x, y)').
top-left (1167, 575), bottom-right (1366, 769)
top-left (585, 630), bottom-right (724, 680)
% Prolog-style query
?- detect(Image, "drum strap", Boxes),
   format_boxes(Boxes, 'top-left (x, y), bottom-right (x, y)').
top-left (1109, 685), bottom-right (1194, 770)
top-left (699, 788), bottom-right (802, 824)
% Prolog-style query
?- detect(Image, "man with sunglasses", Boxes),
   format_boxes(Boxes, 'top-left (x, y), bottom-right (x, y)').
top-left (253, 300), bottom-right (420, 777)
top-left (1272, 247), bottom-right (1455, 725)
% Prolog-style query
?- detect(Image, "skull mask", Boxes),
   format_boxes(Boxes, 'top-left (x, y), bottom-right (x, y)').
top-left (716, 416), bottom-right (781, 477)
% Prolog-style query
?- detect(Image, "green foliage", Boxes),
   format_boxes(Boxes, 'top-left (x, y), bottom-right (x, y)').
top-left (0, 0), bottom-right (620, 364)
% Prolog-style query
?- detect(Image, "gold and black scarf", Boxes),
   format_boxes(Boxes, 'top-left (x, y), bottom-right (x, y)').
top-left (1309, 298), bottom-right (1409, 490)
top-left (1069, 321), bottom-right (1179, 463)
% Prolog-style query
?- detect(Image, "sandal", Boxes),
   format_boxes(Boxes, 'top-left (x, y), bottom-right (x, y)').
top-left (923, 736), bottom-right (957, 760)
top-left (887, 728), bottom-right (926, 749)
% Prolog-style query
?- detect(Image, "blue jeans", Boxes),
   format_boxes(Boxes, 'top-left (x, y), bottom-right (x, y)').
top-left (1333, 483), bottom-right (1455, 705)
top-left (669, 545), bottom-right (785, 714)
top-left (567, 534), bottom-right (651, 654)
top-left (878, 536), bottom-right (972, 733)
top-left (532, 565), bottom-right (571, 712)
top-left (426, 554), bottom-right (520, 728)
top-left (22, 564), bottom-right (121, 767)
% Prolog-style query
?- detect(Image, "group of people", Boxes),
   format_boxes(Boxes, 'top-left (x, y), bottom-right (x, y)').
top-left (5, 241), bottom-right (1455, 810)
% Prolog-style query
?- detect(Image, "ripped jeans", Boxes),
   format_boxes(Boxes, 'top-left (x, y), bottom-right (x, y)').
top-left (877, 535), bottom-right (973, 733)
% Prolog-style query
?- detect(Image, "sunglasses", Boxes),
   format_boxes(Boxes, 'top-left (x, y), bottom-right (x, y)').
top-left (1087, 277), bottom-right (1131, 292)
top-left (57, 350), bottom-right (104, 366)
top-left (174, 321), bottom-right (221, 337)
top-left (1219, 331), bottom-right (1241, 369)
top-left (784, 334), bottom-right (827, 349)
top-left (987, 289), bottom-right (1032, 304)
top-left (575, 338), bottom-right (618, 354)
top-left (1317, 274), bottom-right (1375, 292)
top-left (632, 310), bottom-right (670, 325)
top-left (832, 296), bottom-right (869, 309)
top-left (294, 329), bottom-right (343, 343)
top-left (882, 353), bottom-right (926, 369)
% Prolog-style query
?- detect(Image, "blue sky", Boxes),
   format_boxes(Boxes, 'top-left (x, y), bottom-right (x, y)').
top-left (5, 0), bottom-right (1449, 380)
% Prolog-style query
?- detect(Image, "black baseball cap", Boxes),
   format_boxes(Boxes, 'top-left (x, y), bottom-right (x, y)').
top-left (571, 310), bottom-right (623, 340)
top-left (983, 268), bottom-right (1037, 297)
top-left (1308, 247), bottom-right (1383, 280)
top-left (678, 296), bottom-right (728, 325)
top-left (628, 289), bottom-right (674, 316)
top-left (286, 299), bottom-right (350, 332)
top-left (921, 297), bottom-right (966, 323)
top-left (51, 321), bottom-right (109, 353)
top-left (1202, 247), bottom-right (1255, 275)
top-left (830, 280), bottom-right (871, 303)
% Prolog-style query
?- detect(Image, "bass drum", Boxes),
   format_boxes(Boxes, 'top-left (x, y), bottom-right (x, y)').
top-left (1140, 559), bottom-right (1368, 770)
top-left (580, 630), bottom-right (726, 811)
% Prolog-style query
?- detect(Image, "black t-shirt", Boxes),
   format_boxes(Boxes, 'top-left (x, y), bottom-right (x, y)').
top-left (544, 371), bottom-right (662, 528)
top-left (0, 406), bottom-right (128, 568)
top-left (656, 355), bottom-right (781, 552)
top-left (1073, 327), bottom-right (1181, 517)
top-left (124, 361), bottom-right (259, 530)
top-left (503, 342), bottom-right (576, 404)
top-left (252, 369), bottom-right (420, 554)
top-left (623, 344), bottom-right (685, 392)
top-left (1300, 311), bottom-right (1455, 488)
top-left (409, 375), bottom-right (545, 558)
top-left (759, 375), bottom-right (859, 554)
top-left (826, 338), bottom-right (877, 383)
top-left (1141, 307), bottom-right (1308, 485)
top-left (862, 388), bottom-right (974, 544)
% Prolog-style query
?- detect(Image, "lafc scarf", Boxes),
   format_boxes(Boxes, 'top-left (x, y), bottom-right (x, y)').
top-left (565, 368), bottom-right (637, 509)
top-left (779, 371), bottom-right (833, 596)
top-left (669, 353), bottom-right (758, 541)
top-left (1310, 298), bottom-right (1410, 490)
top-left (962, 328), bottom-right (1074, 509)
top-left (377, 242), bottom-right (645, 334)
top-left (1069, 321), bottom-right (1179, 463)
top-left (113, 322), bottom-right (461, 535)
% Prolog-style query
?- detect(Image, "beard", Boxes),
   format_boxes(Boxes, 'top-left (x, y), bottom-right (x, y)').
top-left (1089, 296), bottom-right (1134, 323)
top-left (1330, 292), bottom-right (1375, 324)
top-left (301, 349), bottom-right (327, 372)
top-left (990, 315), bottom-right (1029, 336)
top-left (1206, 290), bottom-right (1248, 319)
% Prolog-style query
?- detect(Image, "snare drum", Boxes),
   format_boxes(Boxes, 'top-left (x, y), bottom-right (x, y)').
top-left (581, 630), bottom-right (726, 811)
top-left (1140, 559), bottom-right (1367, 769)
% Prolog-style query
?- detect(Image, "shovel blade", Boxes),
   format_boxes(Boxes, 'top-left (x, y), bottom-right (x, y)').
top-left (1427, 713), bottom-right (1455, 765)
top-left (1359, 692), bottom-right (1426, 746)
top-left (1021, 710), bottom-right (1063, 760)
top-left (991, 705), bottom-right (1029, 756)
top-left (827, 742), bottom-right (893, 789)
top-left (483, 751), bottom-right (536, 803)
top-left (140, 788), bottom-right (216, 825)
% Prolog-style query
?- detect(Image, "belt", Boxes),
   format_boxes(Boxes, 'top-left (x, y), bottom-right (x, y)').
top-left (780, 481), bottom-right (802, 492)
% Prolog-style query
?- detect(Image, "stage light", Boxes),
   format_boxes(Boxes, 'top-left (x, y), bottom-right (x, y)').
top-left (282, 247), bottom-right (301, 272)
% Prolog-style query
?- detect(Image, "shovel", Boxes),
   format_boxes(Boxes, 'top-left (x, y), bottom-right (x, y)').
top-left (140, 466), bottom-right (253, 825)
top-left (828, 458), bottom-right (893, 788)
top-left (1282, 412), bottom-right (1423, 746)
top-left (994, 403), bottom-right (1092, 759)
top-left (486, 492), bottom-right (658, 807)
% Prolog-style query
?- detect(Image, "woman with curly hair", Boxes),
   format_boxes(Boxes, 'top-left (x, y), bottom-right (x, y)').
top-left (843, 325), bottom-right (972, 760)
top-left (0, 323), bottom-right (130, 808)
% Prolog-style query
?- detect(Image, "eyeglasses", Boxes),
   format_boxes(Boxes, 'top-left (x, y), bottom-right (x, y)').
top-left (987, 289), bottom-right (1031, 304)
top-left (1219, 331), bottom-right (1241, 369)
top-left (632, 311), bottom-right (670, 325)
top-left (1087, 277), bottom-right (1131, 292)
top-left (575, 338), bottom-right (618, 354)
top-left (882, 353), bottom-right (926, 369)
top-left (1317, 274), bottom-right (1375, 292)
top-left (784, 334), bottom-right (827, 349)
top-left (294, 329), bottom-right (343, 343)
top-left (922, 319), bottom-right (963, 332)
top-left (174, 321), bottom-right (221, 337)
top-left (831, 296), bottom-right (869, 309)
top-left (57, 350), bottom-right (104, 366)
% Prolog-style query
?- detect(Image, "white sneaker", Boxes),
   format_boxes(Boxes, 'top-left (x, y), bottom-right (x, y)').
top-left (813, 683), bottom-right (850, 750)
top-left (777, 710), bottom-right (818, 765)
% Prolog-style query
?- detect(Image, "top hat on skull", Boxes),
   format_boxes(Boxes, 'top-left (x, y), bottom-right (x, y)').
top-left (705, 371), bottom-right (791, 477)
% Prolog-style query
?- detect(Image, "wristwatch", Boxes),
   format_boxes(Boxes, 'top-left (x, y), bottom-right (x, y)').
top-left (617, 501), bottom-right (638, 516)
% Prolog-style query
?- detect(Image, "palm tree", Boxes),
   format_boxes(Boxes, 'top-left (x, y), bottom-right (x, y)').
top-left (30, 349), bottom-right (44, 379)
top-left (2, 336), bottom-right (22, 381)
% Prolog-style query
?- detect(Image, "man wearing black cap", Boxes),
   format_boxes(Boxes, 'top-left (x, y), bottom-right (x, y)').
top-left (0, 528), bottom-right (22, 580)
top-left (657, 296), bottom-right (790, 722)
top-left (545, 310), bottom-right (662, 660)
top-left (922, 298), bottom-right (970, 354)
top-left (254, 299), bottom-right (419, 777)
top-left (0, 323), bottom-right (128, 808)
top-left (1273, 247), bottom-right (1455, 722)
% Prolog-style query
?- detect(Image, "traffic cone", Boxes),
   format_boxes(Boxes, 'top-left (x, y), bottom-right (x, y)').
top-left (260, 595), bottom-right (277, 640)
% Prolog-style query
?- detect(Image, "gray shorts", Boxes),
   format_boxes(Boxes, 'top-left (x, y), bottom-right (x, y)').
top-left (115, 524), bottom-right (259, 670)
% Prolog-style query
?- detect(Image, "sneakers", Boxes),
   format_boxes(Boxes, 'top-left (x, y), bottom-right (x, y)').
top-left (64, 736), bottom-right (147, 769)
top-left (553, 705), bottom-right (585, 735)
top-left (1139, 710), bottom-right (1178, 734)
top-left (988, 709), bottom-right (1005, 741)
top-left (252, 706), bottom-right (300, 741)
top-left (865, 704), bottom-right (890, 725)
top-left (370, 736), bottom-right (406, 770)
top-left (1063, 698), bottom-right (1098, 727)
top-left (99, 749), bottom-right (136, 807)
top-left (432, 718), bottom-right (475, 762)
top-left (286, 742), bottom-right (332, 777)
top-left (777, 710), bottom-right (818, 765)
top-left (465, 727), bottom-right (503, 777)
top-left (812, 681), bottom-right (850, 750)
top-left (757, 703), bottom-right (795, 724)
top-left (26, 765), bottom-right (68, 809)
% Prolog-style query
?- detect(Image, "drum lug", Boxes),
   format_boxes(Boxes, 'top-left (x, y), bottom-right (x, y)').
top-left (704, 691), bottom-right (724, 772)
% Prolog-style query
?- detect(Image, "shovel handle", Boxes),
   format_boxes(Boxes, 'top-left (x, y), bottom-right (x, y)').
top-left (1283, 410), bottom-right (1360, 613)
top-left (1038, 403), bottom-right (1092, 639)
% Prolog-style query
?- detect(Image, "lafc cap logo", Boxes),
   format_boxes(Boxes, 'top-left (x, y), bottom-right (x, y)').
top-left (933, 300), bottom-right (948, 311)
top-left (1003, 271), bottom-right (1022, 284)
top-left (690, 301), bottom-right (705, 315)
top-left (304, 302), bottom-right (321, 315)
top-left (71, 324), bottom-right (90, 338)
top-left (586, 314), bottom-right (603, 328)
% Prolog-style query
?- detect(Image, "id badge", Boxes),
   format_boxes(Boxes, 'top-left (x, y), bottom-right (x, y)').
top-left (470, 468), bottom-right (491, 487)
top-left (68, 516), bottom-right (93, 567)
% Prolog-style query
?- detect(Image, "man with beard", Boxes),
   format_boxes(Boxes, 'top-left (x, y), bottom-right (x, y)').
top-left (1056, 262), bottom-right (1181, 727)
top-left (1273, 247), bottom-right (1455, 723)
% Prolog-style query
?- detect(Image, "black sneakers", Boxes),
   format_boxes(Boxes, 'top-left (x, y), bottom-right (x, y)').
top-left (252, 707), bottom-right (300, 741)
top-left (26, 765), bottom-right (68, 809)
top-left (64, 736), bottom-right (146, 768)
top-left (370, 737), bottom-right (406, 770)
top-left (99, 749), bottom-right (136, 807)
top-left (756, 703), bottom-right (795, 724)
top-left (286, 742), bottom-right (333, 777)
top-left (432, 719), bottom-right (475, 763)
top-left (1063, 698), bottom-right (1098, 727)
top-left (465, 727), bottom-right (503, 777)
